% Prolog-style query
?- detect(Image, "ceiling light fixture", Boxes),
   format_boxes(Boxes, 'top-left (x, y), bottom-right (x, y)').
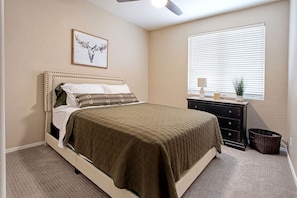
top-left (151, 0), bottom-right (168, 8)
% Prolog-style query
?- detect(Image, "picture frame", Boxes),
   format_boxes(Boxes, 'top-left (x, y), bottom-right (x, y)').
top-left (72, 29), bottom-right (108, 68)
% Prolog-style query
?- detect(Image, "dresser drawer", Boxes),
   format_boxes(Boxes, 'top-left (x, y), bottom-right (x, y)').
top-left (218, 118), bottom-right (240, 131)
top-left (221, 129), bottom-right (241, 142)
top-left (189, 101), bottom-right (241, 119)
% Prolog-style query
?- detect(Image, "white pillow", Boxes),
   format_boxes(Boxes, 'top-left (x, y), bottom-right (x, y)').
top-left (61, 83), bottom-right (105, 107)
top-left (103, 84), bottom-right (131, 94)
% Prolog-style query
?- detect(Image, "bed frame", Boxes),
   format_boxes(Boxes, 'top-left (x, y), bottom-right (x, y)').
top-left (44, 70), bottom-right (217, 198)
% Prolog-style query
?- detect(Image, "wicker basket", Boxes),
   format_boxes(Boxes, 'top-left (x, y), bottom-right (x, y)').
top-left (248, 128), bottom-right (282, 154)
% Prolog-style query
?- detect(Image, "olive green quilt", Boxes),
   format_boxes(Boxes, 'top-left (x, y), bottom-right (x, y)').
top-left (64, 103), bottom-right (222, 198)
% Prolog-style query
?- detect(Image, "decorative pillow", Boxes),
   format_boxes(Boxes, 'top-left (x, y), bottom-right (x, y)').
top-left (76, 93), bottom-right (139, 108)
top-left (54, 83), bottom-right (67, 108)
top-left (103, 84), bottom-right (131, 94)
top-left (61, 83), bottom-right (105, 107)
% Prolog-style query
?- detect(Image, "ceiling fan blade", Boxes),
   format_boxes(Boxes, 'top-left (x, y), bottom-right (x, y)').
top-left (166, 0), bottom-right (183, 16)
top-left (116, 0), bottom-right (141, 2)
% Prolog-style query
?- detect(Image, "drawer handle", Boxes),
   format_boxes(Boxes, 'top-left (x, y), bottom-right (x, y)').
top-left (228, 122), bottom-right (232, 125)
top-left (228, 110), bottom-right (232, 114)
top-left (228, 133), bottom-right (232, 136)
top-left (194, 105), bottom-right (198, 108)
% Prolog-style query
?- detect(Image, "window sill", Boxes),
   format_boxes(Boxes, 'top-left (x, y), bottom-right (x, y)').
top-left (188, 93), bottom-right (264, 101)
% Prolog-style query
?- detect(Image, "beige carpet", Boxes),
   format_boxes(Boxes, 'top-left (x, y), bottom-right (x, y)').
top-left (6, 145), bottom-right (297, 198)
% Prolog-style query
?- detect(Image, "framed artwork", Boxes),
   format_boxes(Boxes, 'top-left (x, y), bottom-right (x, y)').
top-left (72, 29), bottom-right (108, 68)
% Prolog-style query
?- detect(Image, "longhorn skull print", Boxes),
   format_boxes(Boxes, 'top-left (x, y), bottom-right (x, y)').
top-left (75, 34), bottom-right (107, 63)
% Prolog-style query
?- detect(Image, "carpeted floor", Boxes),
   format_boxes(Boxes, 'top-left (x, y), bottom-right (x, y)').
top-left (6, 145), bottom-right (297, 198)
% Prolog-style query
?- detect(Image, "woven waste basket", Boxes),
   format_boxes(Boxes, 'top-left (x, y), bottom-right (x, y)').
top-left (249, 128), bottom-right (282, 154)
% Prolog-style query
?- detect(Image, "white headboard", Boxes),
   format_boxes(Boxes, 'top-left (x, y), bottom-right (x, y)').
top-left (44, 71), bottom-right (125, 133)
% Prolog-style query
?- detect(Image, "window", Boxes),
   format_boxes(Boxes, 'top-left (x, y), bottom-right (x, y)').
top-left (188, 23), bottom-right (265, 100)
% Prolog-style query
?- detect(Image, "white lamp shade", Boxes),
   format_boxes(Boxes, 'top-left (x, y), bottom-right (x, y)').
top-left (197, 78), bottom-right (207, 87)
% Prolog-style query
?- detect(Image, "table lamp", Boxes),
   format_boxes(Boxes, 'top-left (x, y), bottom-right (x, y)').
top-left (197, 78), bottom-right (207, 98)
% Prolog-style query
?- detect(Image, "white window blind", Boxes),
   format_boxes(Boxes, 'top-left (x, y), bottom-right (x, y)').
top-left (188, 23), bottom-right (265, 100)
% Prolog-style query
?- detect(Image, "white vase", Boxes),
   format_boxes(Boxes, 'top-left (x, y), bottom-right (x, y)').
top-left (236, 95), bottom-right (244, 102)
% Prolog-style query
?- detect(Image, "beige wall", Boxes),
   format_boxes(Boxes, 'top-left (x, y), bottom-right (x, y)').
top-left (288, 0), bottom-right (297, 183)
top-left (149, 1), bottom-right (289, 140)
top-left (5, 0), bottom-right (149, 149)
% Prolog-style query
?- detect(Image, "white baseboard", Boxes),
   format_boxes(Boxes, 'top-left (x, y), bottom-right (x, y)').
top-left (287, 151), bottom-right (297, 188)
top-left (6, 141), bottom-right (45, 153)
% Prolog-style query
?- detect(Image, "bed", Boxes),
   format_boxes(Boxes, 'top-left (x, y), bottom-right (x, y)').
top-left (44, 71), bottom-right (222, 198)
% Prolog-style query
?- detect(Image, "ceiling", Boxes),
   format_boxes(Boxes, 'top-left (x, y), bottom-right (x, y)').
top-left (88, 0), bottom-right (280, 31)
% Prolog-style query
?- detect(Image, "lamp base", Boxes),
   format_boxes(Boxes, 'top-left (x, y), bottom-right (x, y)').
top-left (200, 87), bottom-right (205, 98)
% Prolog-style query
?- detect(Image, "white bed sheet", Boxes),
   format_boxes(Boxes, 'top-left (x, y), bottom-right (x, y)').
top-left (53, 106), bottom-right (80, 148)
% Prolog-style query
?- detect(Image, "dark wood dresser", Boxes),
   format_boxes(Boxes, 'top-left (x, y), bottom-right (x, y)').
top-left (187, 96), bottom-right (248, 150)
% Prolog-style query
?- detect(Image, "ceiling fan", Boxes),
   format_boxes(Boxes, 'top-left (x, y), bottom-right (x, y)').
top-left (116, 0), bottom-right (183, 16)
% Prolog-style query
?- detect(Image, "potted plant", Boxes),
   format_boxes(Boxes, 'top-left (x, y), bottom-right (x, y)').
top-left (233, 78), bottom-right (245, 102)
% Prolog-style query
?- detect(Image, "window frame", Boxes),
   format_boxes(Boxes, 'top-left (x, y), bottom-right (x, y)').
top-left (188, 23), bottom-right (266, 100)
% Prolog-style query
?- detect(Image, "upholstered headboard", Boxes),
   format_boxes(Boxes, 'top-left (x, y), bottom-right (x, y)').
top-left (44, 71), bottom-right (125, 133)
